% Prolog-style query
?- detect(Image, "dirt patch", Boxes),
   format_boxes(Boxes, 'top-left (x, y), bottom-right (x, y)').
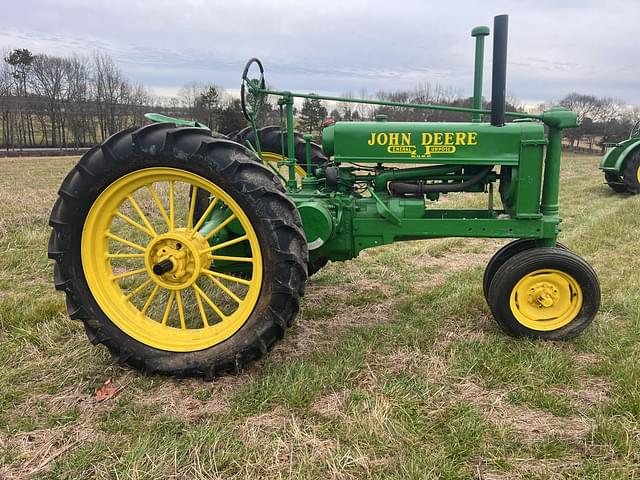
top-left (274, 297), bottom-right (395, 361)
top-left (565, 376), bottom-right (610, 410)
top-left (3, 426), bottom-right (94, 480)
top-left (281, 245), bottom-right (496, 361)
top-left (478, 458), bottom-right (583, 480)
top-left (458, 382), bottom-right (590, 443)
top-left (368, 346), bottom-right (451, 384)
top-left (137, 380), bottom-right (230, 422)
top-left (310, 389), bottom-right (349, 417)
top-left (238, 407), bottom-right (340, 472)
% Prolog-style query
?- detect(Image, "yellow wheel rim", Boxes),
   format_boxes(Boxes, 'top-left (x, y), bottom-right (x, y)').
top-left (81, 167), bottom-right (263, 352)
top-left (636, 165), bottom-right (640, 184)
top-left (260, 151), bottom-right (307, 184)
top-left (509, 269), bottom-right (582, 331)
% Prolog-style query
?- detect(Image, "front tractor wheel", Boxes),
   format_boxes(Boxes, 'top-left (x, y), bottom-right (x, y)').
top-left (483, 239), bottom-right (568, 301)
top-left (49, 124), bottom-right (308, 377)
top-left (487, 248), bottom-right (600, 339)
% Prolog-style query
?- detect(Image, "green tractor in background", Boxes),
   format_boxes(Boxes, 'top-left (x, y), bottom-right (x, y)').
top-left (48, 15), bottom-right (601, 378)
top-left (600, 121), bottom-right (640, 193)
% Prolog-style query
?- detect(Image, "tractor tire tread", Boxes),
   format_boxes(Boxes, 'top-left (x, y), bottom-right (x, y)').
top-left (48, 123), bottom-right (308, 377)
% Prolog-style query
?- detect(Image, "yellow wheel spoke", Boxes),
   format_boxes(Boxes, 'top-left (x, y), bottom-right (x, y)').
top-left (161, 291), bottom-right (175, 326)
top-left (202, 234), bottom-right (248, 254)
top-left (106, 232), bottom-right (147, 252)
top-left (111, 267), bottom-right (147, 281)
top-left (82, 167), bottom-right (263, 352)
top-left (187, 186), bottom-right (198, 229)
top-left (211, 255), bottom-right (254, 263)
top-left (141, 284), bottom-right (160, 315)
top-left (191, 197), bottom-right (219, 236)
top-left (193, 284), bottom-right (228, 321)
top-left (175, 290), bottom-right (186, 330)
top-left (193, 286), bottom-right (210, 327)
top-left (125, 278), bottom-right (153, 300)
top-left (168, 180), bottom-right (175, 231)
top-left (203, 213), bottom-right (237, 241)
top-left (203, 271), bottom-right (242, 304)
top-left (107, 252), bottom-right (145, 259)
top-left (127, 195), bottom-right (157, 236)
top-left (147, 184), bottom-right (171, 230)
top-left (204, 269), bottom-right (252, 286)
top-left (115, 211), bottom-right (154, 237)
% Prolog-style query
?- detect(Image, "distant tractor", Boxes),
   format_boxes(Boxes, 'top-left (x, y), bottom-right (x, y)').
top-left (600, 121), bottom-right (640, 193)
top-left (49, 15), bottom-right (600, 378)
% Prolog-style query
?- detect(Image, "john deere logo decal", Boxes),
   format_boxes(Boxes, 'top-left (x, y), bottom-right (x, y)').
top-left (367, 131), bottom-right (478, 157)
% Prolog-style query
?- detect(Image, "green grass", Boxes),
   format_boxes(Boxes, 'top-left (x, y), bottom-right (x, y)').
top-left (1, 153), bottom-right (639, 478)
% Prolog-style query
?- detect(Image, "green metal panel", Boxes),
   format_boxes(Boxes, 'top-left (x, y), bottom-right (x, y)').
top-left (143, 113), bottom-right (210, 129)
top-left (323, 121), bottom-right (545, 165)
top-left (512, 141), bottom-right (545, 217)
top-left (599, 138), bottom-right (640, 174)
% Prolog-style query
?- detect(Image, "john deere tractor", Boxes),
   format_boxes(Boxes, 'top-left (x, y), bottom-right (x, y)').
top-left (49, 15), bottom-right (600, 378)
top-left (600, 121), bottom-right (640, 193)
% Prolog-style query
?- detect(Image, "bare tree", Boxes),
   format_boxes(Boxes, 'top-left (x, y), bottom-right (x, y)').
top-left (31, 54), bottom-right (68, 146)
top-left (93, 52), bottom-right (128, 138)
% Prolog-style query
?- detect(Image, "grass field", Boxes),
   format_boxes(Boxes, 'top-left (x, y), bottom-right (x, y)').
top-left (1, 153), bottom-right (639, 479)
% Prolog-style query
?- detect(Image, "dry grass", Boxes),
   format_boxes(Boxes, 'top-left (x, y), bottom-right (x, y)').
top-left (1, 153), bottom-right (639, 478)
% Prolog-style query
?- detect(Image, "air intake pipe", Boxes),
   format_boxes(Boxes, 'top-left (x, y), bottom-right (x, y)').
top-left (491, 14), bottom-right (508, 127)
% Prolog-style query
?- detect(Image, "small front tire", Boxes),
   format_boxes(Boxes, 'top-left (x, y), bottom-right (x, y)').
top-left (487, 247), bottom-right (599, 339)
top-left (483, 239), bottom-right (568, 301)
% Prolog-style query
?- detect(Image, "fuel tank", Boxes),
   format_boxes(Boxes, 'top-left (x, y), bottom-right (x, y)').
top-left (322, 120), bottom-right (546, 165)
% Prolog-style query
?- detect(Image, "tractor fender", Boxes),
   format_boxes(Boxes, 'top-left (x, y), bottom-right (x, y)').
top-left (600, 138), bottom-right (640, 175)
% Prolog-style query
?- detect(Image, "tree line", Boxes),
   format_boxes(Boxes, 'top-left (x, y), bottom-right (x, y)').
top-left (1, 47), bottom-right (638, 152)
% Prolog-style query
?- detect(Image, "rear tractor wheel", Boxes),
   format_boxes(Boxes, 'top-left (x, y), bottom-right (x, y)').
top-left (232, 125), bottom-right (327, 180)
top-left (604, 172), bottom-right (628, 193)
top-left (487, 247), bottom-right (599, 339)
top-left (49, 124), bottom-right (308, 377)
top-left (622, 151), bottom-right (640, 194)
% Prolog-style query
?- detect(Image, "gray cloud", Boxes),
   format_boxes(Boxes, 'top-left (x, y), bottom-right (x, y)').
top-left (2, 0), bottom-right (639, 104)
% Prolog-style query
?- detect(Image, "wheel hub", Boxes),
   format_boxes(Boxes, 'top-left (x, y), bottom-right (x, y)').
top-left (510, 269), bottom-right (583, 331)
top-left (527, 281), bottom-right (559, 309)
top-left (145, 229), bottom-right (212, 290)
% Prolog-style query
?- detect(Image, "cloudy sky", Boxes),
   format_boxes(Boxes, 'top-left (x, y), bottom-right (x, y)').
top-left (2, 0), bottom-right (639, 105)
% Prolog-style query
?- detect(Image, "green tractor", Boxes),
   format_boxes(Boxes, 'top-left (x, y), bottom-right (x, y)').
top-left (600, 121), bottom-right (640, 193)
top-left (49, 15), bottom-right (600, 378)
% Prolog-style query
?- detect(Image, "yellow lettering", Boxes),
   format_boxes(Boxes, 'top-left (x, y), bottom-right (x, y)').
top-left (455, 132), bottom-right (466, 145)
top-left (401, 133), bottom-right (411, 145)
top-left (367, 133), bottom-right (376, 145)
top-left (433, 132), bottom-right (443, 145)
top-left (444, 132), bottom-right (454, 145)
top-left (378, 133), bottom-right (388, 145)
top-left (389, 133), bottom-right (399, 145)
top-left (468, 132), bottom-right (478, 145)
top-left (422, 132), bottom-right (433, 145)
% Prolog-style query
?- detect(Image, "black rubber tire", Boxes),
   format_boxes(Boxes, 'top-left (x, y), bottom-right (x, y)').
top-left (308, 257), bottom-right (329, 277)
top-left (232, 126), bottom-right (328, 277)
top-left (622, 150), bottom-right (640, 194)
top-left (604, 172), bottom-right (628, 193)
top-left (487, 247), bottom-right (600, 339)
top-left (231, 125), bottom-right (327, 173)
top-left (48, 123), bottom-right (308, 378)
top-left (483, 239), bottom-right (569, 301)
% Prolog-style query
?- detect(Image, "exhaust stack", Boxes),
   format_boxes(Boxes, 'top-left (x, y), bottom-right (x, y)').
top-left (491, 14), bottom-right (508, 127)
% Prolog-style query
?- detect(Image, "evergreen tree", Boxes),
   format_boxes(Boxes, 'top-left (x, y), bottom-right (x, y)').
top-left (298, 96), bottom-right (327, 134)
top-left (218, 99), bottom-right (247, 134)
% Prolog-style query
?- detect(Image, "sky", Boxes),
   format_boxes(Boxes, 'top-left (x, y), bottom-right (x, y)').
top-left (1, 0), bottom-right (639, 106)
